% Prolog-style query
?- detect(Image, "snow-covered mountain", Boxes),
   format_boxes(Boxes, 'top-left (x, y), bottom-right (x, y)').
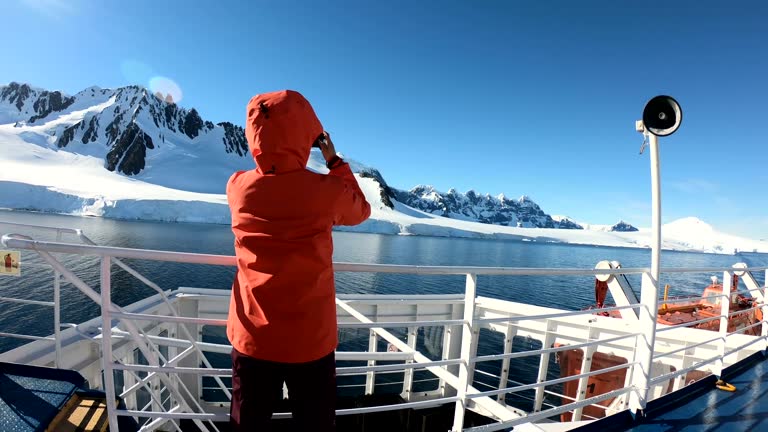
top-left (2, 82), bottom-right (767, 254)
top-left (391, 187), bottom-right (583, 229)
top-left (0, 82), bottom-right (583, 228)
top-left (1, 82), bottom-right (250, 194)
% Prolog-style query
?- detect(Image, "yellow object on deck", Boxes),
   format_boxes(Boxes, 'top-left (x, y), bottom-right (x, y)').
top-left (47, 394), bottom-right (110, 432)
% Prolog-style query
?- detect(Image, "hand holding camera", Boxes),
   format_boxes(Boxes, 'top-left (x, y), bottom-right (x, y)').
top-left (314, 132), bottom-right (338, 164)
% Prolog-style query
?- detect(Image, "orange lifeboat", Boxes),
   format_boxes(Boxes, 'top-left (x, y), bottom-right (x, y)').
top-left (557, 275), bottom-right (762, 421)
top-left (593, 275), bottom-right (760, 335)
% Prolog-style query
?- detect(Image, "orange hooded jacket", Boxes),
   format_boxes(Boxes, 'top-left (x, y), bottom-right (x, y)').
top-left (226, 90), bottom-right (371, 363)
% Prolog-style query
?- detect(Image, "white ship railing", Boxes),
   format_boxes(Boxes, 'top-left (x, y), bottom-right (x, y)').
top-left (2, 228), bottom-right (767, 432)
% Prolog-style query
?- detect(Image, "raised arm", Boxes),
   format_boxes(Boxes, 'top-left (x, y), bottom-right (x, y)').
top-left (317, 132), bottom-right (371, 226)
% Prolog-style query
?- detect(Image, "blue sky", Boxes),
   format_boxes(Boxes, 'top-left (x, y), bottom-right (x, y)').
top-left (2, 0), bottom-right (766, 238)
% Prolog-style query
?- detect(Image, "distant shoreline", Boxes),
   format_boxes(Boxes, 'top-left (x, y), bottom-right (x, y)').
top-left (0, 208), bottom-right (748, 257)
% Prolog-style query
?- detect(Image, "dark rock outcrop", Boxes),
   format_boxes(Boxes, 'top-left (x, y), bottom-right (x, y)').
top-left (105, 123), bottom-right (154, 175)
top-left (611, 221), bottom-right (638, 232)
top-left (219, 122), bottom-right (248, 156)
top-left (358, 168), bottom-right (394, 209)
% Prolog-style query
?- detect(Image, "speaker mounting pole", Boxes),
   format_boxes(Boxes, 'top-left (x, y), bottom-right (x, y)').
top-left (630, 95), bottom-right (681, 414)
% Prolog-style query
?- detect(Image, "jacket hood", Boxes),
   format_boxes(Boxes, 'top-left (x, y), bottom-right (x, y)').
top-left (245, 90), bottom-right (323, 175)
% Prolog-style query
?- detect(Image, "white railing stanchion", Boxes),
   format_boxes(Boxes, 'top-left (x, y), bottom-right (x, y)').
top-left (628, 271), bottom-right (660, 414)
top-left (763, 270), bottom-right (768, 352)
top-left (497, 321), bottom-right (516, 407)
top-left (402, 326), bottom-right (418, 401)
top-left (100, 256), bottom-right (120, 431)
top-left (365, 329), bottom-right (378, 395)
top-left (452, 273), bottom-right (478, 432)
top-left (54, 230), bottom-right (62, 368)
top-left (715, 272), bottom-right (733, 376)
top-left (53, 270), bottom-right (62, 368)
top-left (532, 322), bottom-right (555, 413)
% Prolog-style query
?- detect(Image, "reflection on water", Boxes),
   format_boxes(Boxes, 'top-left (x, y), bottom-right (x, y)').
top-left (0, 210), bottom-right (762, 355)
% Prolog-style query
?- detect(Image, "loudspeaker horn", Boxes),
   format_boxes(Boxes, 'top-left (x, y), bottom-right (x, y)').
top-left (642, 95), bottom-right (682, 137)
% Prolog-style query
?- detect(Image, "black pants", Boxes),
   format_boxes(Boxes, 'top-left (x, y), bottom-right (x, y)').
top-left (230, 348), bottom-right (336, 431)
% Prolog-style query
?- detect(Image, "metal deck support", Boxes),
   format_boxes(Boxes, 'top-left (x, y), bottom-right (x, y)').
top-left (452, 274), bottom-right (478, 431)
top-left (532, 322), bottom-right (556, 412)
top-left (100, 257), bottom-right (120, 431)
top-left (715, 272), bottom-right (733, 376)
top-left (497, 321), bottom-right (516, 406)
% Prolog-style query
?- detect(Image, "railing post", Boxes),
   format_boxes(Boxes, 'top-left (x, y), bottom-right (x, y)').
top-left (628, 271), bottom-right (660, 414)
top-left (532, 322), bottom-right (555, 412)
top-left (53, 270), bottom-right (62, 368)
top-left (497, 321), bottom-right (517, 406)
top-left (452, 273), bottom-right (478, 432)
top-left (402, 326), bottom-right (418, 401)
top-left (100, 256), bottom-right (120, 431)
top-left (365, 329), bottom-right (378, 395)
top-left (763, 270), bottom-right (768, 352)
top-left (715, 272), bottom-right (733, 376)
top-left (54, 230), bottom-right (62, 368)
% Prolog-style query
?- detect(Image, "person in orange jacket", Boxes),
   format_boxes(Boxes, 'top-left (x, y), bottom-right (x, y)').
top-left (226, 90), bottom-right (371, 431)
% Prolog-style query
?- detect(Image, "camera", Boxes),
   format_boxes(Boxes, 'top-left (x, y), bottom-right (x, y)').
top-left (312, 133), bottom-right (327, 148)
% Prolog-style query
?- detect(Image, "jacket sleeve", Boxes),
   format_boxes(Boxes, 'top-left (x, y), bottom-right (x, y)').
top-left (328, 162), bottom-right (371, 226)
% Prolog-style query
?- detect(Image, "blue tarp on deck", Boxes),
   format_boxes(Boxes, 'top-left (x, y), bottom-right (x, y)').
top-left (0, 362), bottom-right (84, 432)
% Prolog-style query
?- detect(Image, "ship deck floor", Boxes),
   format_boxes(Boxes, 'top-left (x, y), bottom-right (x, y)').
top-left (575, 351), bottom-right (768, 432)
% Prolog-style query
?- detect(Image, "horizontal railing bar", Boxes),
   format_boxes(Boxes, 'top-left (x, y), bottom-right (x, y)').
top-left (473, 380), bottom-right (498, 390)
top-left (335, 263), bottom-right (651, 276)
top-left (412, 377), bottom-right (441, 383)
top-left (652, 335), bottom-right (723, 360)
top-left (729, 321), bottom-right (763, 335)
top-left (474, 332), bottom-right (642, 363)
top-left (338, 359), bottom-right (461, 375)
top-left (339, 293), bottom-right (465, 300)
top-left (658, 296), bottom-right (710, 305)
top-left (726, 307), bottom-right (760, 318)
top-left (118, 396), bottom-right (462, 421)
top-left (656, 315), bottom-right (722, 332)
top-left (111, 311), bottom-right (227, 326)
top-left (477, 304), bottom-right (639, 324)
top-left (0, 221), bottom-right (80, 234)
top-left (2, 236), bottom-right (236, 265)
top-left (661, 266), bottom-right (768, 273)
top-left (473, 369), bottom-right (501, 380)
top-left (111, 330), bottom-right (415, 361)
top-left (649, 353), bottom-right (724, 385)
top-left (8, 236), bottom-right (768, 279)
top-left (337, 396), bottom-right (461, 415)
top-left (0, 296), bottom-right (55, 307)
top-left (117, 410), bottom-right (227, 420)
top-left (337, 352), bottom-right (413, 361)
top-left (113, 363), bottom-right (232, 376)
top-left (0, 332), bottom-right (55, 341)
top-left (1, 235), bottom-right (656, 275)
top-left (338, 319), bottom-right (464, 328)
top-left (467, 360), bottom-right (638, 399)
top-left (110, 329), bottom-right (232, 354)
top-left (111, 359), bottom-right (461, 377)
